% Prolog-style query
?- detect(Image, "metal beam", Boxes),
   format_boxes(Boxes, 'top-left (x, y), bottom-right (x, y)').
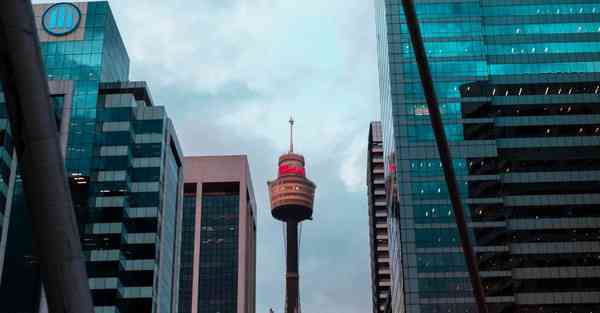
top-left (0, 1), bottom-right (94, 313)
top-left (398, 0), bottom-right (489, 312)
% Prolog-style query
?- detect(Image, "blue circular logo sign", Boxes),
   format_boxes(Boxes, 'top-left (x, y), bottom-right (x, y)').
top-left (42, 3), bottom-right (81, 36)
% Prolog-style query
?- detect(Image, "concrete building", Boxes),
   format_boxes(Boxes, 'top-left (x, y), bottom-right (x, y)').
top-left (180, 156), bottom-right (256, 313)
top-left (0, 3), bottom-right (184, 313)
top-left (367, 121), bottom-right (391, 313)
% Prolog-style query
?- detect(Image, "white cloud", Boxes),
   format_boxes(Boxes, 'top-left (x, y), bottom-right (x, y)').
top-left (339, 134), bottom-right (367, 192)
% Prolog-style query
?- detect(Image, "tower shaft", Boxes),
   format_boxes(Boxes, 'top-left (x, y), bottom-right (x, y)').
top-left (285, 221), bottom-right (299, 313)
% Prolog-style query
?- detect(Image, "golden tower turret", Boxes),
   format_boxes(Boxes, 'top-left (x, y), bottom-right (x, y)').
top-left (268, 118), bottom-right (316, 221)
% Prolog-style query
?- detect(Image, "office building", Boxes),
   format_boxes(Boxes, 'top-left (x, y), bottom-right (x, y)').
top-left (367, 121), bottom-right (391, 313)
top-left (0, 3), bottom-right (184, 313)
top-left (375, 1), bottom-right (600, 312)
top-left (180, 156), bottom-right (256, 313)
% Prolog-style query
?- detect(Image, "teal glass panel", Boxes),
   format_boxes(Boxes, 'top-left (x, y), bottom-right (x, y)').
top-left (49, 9), bottom-right (57, 29)
top-left (56, 6), bottom-right (65, 29)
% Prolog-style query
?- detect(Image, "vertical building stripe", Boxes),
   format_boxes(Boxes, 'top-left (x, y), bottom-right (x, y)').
top-left (65, 9), bottom-right (73, 29)
top-left (49, 9), bottom-right (57, 31)
top-left (56, 6), bottom-right (64, 30)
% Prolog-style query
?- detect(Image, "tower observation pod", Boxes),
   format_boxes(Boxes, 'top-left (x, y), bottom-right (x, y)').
top-left (268, 118), bottom-right (316, 313)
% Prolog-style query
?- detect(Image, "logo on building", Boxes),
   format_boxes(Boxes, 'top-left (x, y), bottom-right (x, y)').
top-left (42, 3), bottom-right (81, 36)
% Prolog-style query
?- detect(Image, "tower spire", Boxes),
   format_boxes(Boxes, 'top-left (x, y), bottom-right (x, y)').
top-left (289, 116), bottom-right (294, 153)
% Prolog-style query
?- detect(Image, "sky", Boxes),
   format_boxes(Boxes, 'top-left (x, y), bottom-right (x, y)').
top-left (36, 1), bottom-right (380, 312)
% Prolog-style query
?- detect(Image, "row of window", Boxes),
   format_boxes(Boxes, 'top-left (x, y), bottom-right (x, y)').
top-left (46, 66), bottom-right (101, 82)
top-left (416, 252), bottom-right (600, 273)
top-left (417, 276), bottom-right (600, 296)
top-left (490, 41), bottom-right (600, 55)
top-left (410, 3), bottom-right (600, 18)
top-left (44, 53), bottom-right (102, 69)
top-left (403, 122), bottom-right (600, 143)
top-left (411, 228), bottom-right (600, 248)
top-left (414, 206), bottom-right (600, 224)
top-left (401, 22), bottom-right (600, 39)
top-left (42, 40), bottom-right (105, 57)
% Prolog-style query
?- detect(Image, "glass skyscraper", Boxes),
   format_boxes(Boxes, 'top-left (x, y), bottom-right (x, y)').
top-left (375, 1), bottom-right (600, 313)
top-left (0, 3), bottom-right (183, 313)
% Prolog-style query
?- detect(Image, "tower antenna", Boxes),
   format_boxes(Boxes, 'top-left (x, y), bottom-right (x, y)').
top-left (289, 116), bottom-right (294, 153)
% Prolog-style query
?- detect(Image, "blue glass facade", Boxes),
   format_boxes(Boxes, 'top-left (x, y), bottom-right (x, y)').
top-left (197, 188), bottom-right (240, 313)
top-left (375, 1), bottom-right (600, 313)
top-left (0, 3), bottom-right (183, 313)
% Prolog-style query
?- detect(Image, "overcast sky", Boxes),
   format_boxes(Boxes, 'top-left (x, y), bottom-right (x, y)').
top-left (36, 1), bottom-right (380, 312)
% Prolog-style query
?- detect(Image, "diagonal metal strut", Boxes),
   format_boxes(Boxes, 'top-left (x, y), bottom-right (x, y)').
top-left (398, 0), bottom-right (489, 312)
top-left (0, 1), bottom-right (94, 312)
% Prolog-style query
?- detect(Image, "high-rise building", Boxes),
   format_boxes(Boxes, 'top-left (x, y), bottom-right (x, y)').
top-left (367, 121), bottom-right (391, 313)
top-left (0, 3), bottom-right (184, 313)
top-left (375, 1), bottom-right (600, 313)
top-left (180, 155), bottom-right (256, 313)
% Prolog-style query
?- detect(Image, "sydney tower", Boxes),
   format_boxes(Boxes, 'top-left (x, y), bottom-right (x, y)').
top-left (268, 118), bottom-right (316, 313)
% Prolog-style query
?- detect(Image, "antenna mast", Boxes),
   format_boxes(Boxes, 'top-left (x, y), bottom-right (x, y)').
top-left (289, 116), bottom-right (294, 153)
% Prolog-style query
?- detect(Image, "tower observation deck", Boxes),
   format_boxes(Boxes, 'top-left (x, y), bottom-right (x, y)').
top-left (268, 118), bottom-right (316, 313)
